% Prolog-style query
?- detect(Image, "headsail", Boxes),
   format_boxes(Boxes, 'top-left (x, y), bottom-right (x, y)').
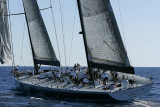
top-left (22, 0), bottom-right (60, 66)
top-left (77, 0), bottom-right (134, 74)
top-left (0, 0), bottom-right (12, 64)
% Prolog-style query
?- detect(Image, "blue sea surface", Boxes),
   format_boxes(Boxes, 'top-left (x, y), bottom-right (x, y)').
top-left (0, 66), bottom-right (160, 107)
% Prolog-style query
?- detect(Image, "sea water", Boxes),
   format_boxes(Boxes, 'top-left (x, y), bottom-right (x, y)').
top-left (0, 66), bottom-right (160, 107)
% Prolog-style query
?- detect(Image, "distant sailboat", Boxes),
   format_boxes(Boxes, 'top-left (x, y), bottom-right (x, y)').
top-left (0, 0), bottom-right (153, 101)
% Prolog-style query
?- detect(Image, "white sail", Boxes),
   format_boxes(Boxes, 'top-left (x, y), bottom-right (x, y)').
top-left (0, 0), bottom-right (12, 64)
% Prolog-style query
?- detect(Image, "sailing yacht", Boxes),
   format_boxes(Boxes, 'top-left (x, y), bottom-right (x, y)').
top-left (0, 0), bottom-right (153, 101)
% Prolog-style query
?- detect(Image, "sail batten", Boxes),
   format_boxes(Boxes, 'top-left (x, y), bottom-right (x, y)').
top-left (0, 0), bottom-right (12, 64)
top-left (22, 0), bottom-right (60, 66)
top-left (78, 0), bottom-right (134, 73)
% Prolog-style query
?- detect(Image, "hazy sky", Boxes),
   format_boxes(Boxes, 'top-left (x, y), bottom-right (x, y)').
top-left (2, 0), bottom-right (160, 67)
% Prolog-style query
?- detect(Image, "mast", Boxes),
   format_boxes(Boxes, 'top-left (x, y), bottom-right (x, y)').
top-left (22, 1), bottom-right (38, 74)
top-left (77, 0), bottom-right (92, 77)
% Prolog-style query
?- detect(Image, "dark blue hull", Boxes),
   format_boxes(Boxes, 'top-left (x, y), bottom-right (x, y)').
top-left (15, 78), bottom-right (116, 102)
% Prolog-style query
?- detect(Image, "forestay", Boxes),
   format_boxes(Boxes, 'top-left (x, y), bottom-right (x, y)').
top-left (78, 0), bottom-right (134, 73)
top-left (0, 0), bottom-right (12, 64)
top-left (22, 0), bottom-right (60, 66)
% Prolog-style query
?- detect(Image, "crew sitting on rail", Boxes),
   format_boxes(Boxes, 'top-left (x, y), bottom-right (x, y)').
top-left (110, 71), bottom-right (119, 83)
top-left (66, 67), bottom-right (71, 74)
top-left (101, 72), bottom-right (109, 85)
top-left (97, 69), bottom-right (101, 79)
top-left (13, 65), bottom-right (21, 77)
top-left (61, 68), bottom-right (66, 76)
top-left (82, 78), bottom-right (89, 86)
top-left (73, 63), bottom-right (81, 69)
top-left (150, 76), bottom-right (153, 81)
top-left (114, 72), bottom-right (119, 83)
top-left (128, 79), bottom-right (135, 87)
top-left (15, 65), bottom-right (18, 71)
top-left (54, 70), bottom-right (61, 81)
top-left (121, 75), bottom-right (129, 89)
top-left (74, 63), bottom-right (77, 68)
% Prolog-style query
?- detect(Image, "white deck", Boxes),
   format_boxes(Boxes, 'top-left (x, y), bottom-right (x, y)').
top-left (15, 71), bottom-right (153, 94)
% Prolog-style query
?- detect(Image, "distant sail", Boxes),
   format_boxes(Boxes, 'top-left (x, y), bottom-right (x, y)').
top-left (78, 0), bottom-right (134, 73)
top-left (0, 0), bottom-right (12, 64)
top-left (22, 0), bottom-right (60, 66)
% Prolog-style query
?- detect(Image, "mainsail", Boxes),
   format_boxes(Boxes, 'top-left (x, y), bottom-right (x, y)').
top-left (22, 0), bottom-right (60, 66)
top-left (77, 0), bottom-right (134, 74)
top-left (0, 0), bottom-right (12, 64)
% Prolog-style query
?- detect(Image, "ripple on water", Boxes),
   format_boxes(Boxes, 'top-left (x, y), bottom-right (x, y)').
top-left (0, 67), bottom-right (160, 106)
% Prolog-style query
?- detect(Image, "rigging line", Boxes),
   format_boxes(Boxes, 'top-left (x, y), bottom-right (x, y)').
top-left (7, 0), bottom-right (15, 68)
top-left (59, 0), bottom-right (67, 66)
top-left (50, 0), bottom-right (62, 65)
top-left (25, 22), bottom-right (34, 66)
top-left (5, 12), bottom-right (25, 16)
top-left (72, 0), bottom-right (78, 6)
top-left (5, 7), bottom-right (52, 16)
top-left (40, 7), bottom-right (52, 11)
top-left (117, 0), bottom-right (126, 47)
top-left (20, 21), bottom-right (26, 66)
top-left (19, 0), bottom-right (26, 67)
top-left (69, 3), bottom-right (77, 65)
top-left (117, 0), bottom-right (133, 66)
top-left (14, 54), bottom-right (32, 63)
